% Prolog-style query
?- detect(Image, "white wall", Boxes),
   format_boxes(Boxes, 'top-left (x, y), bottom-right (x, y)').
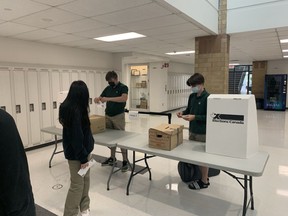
top-left (227, 0), bottom-right (288, 33)
top-left (0, 36), bottom-right (114, 69)
top-left (168, 61), bottom-right (194, 74)
top-left (164, 0), bottom-right (218, 33)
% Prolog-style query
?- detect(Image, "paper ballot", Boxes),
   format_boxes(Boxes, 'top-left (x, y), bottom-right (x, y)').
top-left (78, 158), bottom-right (96, 177)
top-left (129, 110), bottom-right (139, 120)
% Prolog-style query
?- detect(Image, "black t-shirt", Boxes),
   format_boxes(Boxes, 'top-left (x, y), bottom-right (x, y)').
top-left (100, 82), bottom-right (128, 117)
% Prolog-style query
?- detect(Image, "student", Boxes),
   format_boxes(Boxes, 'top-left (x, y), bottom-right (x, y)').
top-left (59, 81), bottom-right (94, 216)
top-left (0, 109), bottom-right (36, 216)
top-left (94, 71), bottom-right (129, 172)
top-left (176, 73), bottom-right (210, 190)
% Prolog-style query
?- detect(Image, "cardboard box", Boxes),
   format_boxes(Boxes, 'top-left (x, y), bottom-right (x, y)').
top-left (89, 115), bottom-right (106, 134)
top-left (206, 94), bottom-right (259, 158)
top-left (149, 124), bottom-right (184, 150)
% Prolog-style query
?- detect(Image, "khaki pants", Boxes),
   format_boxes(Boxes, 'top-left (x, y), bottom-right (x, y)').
top-left (106, 113), bottom-right (125, 130)
top-left (63, 155), bottom-right (91, 216)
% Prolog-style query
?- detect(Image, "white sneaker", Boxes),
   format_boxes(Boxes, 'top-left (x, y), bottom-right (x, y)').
top-left (81, 209), bottom-right (90, 216)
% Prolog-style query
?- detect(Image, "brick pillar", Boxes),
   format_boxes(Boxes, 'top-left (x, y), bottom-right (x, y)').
top-left (252, 61), bottom-right (267, 98)
top-left (194, 0), bottom-right (229, 94)
top-left (195, 35), bottom-right (230, 94)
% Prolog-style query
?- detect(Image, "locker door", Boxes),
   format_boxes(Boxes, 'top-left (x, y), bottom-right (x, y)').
top-left (61, 70), bottom-right (70, 91)
top-left (94, 72), bottom-right (105, 115)
top-left (51, 70), bottom-right (61, 127)
top-left (0, 68), bottom-right (13, 114)
top-left (27, 69), bottom-right (41, 146)
top-left (87, 72), bottom-right (96, 114)
top-left (39, 70), bottom-right (52, 143)
top-left (79, 70), bottom-right (88, 83)
top-left (71, 70), bottom-right (78, 82)
top-left (13, 69), bottom-right (29, 147)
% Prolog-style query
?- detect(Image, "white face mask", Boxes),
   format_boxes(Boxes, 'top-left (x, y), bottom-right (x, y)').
top-left (191, 86), bottom-right (199, 93)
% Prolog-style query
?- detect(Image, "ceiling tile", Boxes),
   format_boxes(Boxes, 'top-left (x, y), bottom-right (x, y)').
top-left (92, 3), bottom-right (171, 25)
top-left (60, 39), bottom-right (100, 47)
top-left (0, 22), bottom-right (37, 36)
top-left (31, 0), bottom-right (76, 6)
top-left (59, 0), bottom-right (152, 17)
top-left (47, 18), bottom-right (109, 33)
top-left (12, 29), bottom-right (65, 40)
top-left (118, 14), bottom-right (187, 31)
top-left (39, 34), bottom-right (86, 44)
top-left (14, 8), bottom-right (84, 28)
top-left (74, 26), bottom-right (127, 38)
top-left (0, 0), bottom-right (50, 21)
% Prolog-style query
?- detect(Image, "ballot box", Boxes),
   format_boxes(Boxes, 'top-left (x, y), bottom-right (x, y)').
top-left (206, 94), bottom-right (259, 159)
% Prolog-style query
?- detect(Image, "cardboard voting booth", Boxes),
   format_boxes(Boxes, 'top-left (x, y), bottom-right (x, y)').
top-left (206, 94), bottom-right (259, 159)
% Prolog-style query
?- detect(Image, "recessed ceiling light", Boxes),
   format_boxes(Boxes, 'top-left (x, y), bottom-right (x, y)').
top-left (282, 49), bottom-right (288, 52)
top-left (94, 32), bottom-right (146, 42)
top-left (283, 55), bottom-right (288, 58)
top-left (166, 51), bottom-right (195, 55)
top-left (280, 39), bottom-right (288, 43)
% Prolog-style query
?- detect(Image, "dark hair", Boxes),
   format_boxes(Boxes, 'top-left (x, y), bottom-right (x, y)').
top-left (186, 73), bottom-right (205, 86)
top-left (59, 80), bottom-right (90, 128)
top-left (105, 71), bottom-right (118, 81)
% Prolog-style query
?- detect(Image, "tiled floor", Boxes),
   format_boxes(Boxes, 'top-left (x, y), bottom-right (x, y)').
top-left (26, 110), bottom-right (288, 216)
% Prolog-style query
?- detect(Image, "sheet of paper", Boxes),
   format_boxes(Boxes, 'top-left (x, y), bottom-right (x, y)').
top-left (129, 110), bottom-right (139, 120)
top-left (78, 158), bottom-right (96, 177)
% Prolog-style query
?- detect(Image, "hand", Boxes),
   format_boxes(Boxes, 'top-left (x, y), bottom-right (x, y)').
top-left (100, 97), bottom-right (108, 103)
top-left (94, 97), bottom-right (101, 104)
top-left (182, 114), bottom-right (195, 121)
top-left (81, 162), bottom-right (89, 169)
top-left (176, 112), bottom-right (182, 118)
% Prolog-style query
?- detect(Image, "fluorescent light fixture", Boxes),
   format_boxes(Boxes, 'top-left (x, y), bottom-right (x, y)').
top-left (94, 32), bottom-right (145, 42)
top-left (166, 51), bottom-right (195, 55)
top-left (279, 165), bottom-right (288, 176)
top-left (277, 189), bottom-right (288, 197)
top-left (229, 63), bottom-right (240, 66)
top-left (283, 49), bottom-right (288, 52)
top-left (283, 56), bottom-right (288, 58)
top-left (280, 39), bottom-right (288, 43)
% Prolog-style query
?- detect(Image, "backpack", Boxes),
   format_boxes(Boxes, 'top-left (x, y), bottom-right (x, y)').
top-left (177, 161), bottom-right (220, 183)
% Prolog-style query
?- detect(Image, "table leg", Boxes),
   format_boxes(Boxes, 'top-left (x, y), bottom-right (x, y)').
top-left (49, 135), bottom-right (58, 168)
top-left (144, 153), bottom-right (152, 180)
top-left (242, 175), bottom-right (248, 216)
top-left (107, 159), bottom-right (117, 190)
top-left (126, 151), bottom-right (136, 195)
top-left (249, 176), bottom-right (254, 210)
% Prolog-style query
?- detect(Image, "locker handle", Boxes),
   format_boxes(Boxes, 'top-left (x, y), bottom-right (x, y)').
top-left (0, 106), bottom-right (6, 111)
top-left (29, 104), bottom-right (34, 112)
top-left (16, 105), bottom-right (21, 113)
top-left (53, 101), bottom-right (57, 109)
top-left (42, 103), bottom-right (46, 111)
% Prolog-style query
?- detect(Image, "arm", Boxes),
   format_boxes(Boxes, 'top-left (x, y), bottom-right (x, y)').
top-left (70, 113), bottom-right (89, 164)
top-left (100, 93), bottom-right (128, 103)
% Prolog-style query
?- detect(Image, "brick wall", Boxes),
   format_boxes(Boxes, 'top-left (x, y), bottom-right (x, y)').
top-left (252, 61), bottom-right (267, 98)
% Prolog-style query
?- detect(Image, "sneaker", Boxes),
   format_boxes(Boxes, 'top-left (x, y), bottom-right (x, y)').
top-left (81, 209), bottom-right (90, 216)
top-left (101, 157), bottom-right (116, 166)
top-left (121, 160), bottom-right (129, 172)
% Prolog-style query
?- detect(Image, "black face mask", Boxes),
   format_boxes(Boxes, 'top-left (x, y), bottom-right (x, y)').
top-left (108, 82), bottom-right (115, 87)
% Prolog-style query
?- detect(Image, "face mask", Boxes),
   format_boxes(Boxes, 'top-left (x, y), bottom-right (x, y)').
top-left (191, 86), bottom-right (199, 93)
top-left (108, 82), bottom-right (115, 87)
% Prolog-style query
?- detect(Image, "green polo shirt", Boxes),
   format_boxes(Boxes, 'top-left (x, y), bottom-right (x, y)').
top-left (182, 90), bottom-right (209, 135)
top-left (100, 82), bottom-right (128, 117)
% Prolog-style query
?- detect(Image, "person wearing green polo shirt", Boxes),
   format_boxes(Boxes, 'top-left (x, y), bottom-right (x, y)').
top-left (177, 73), bottom-right (210, 190)
top-left (94, 71), bottom-right (129, 172)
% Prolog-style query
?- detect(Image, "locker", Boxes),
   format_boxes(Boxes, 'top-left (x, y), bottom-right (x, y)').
top-left (0, 68), bottom-right (13, 115)
top-left (61, 70), bottom-right (70, 91)
top-left (12, 69), bottom-right (29, 147)
top-left (26, 69), bottom-right (41, 146)
top-left (39, 70), bottom-right (52, 143)
top-left (79, 70), bottom-right (88, 83)
top-left (87, 72), bottom-right (96, 114)
top-left (51, 70), bottom-right (61, 127)
top-left (71, 70), bottom-right (79, 82)
top-left (94, 72), bottom-right (105, 115)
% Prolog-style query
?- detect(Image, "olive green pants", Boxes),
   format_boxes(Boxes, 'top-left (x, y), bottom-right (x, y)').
top-left (63, 156), bottom-right (91, 216)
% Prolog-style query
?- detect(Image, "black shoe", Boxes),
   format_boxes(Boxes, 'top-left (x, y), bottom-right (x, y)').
top-left (121, 161), bottom-right (129, 172)
top-left (101, 157), bottom-right (116, 166)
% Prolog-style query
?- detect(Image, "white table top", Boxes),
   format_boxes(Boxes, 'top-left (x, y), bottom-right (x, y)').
top-left (117, 134), bottom-right (269, 177)
top-left (41, 126), bottom-right (140, 148)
